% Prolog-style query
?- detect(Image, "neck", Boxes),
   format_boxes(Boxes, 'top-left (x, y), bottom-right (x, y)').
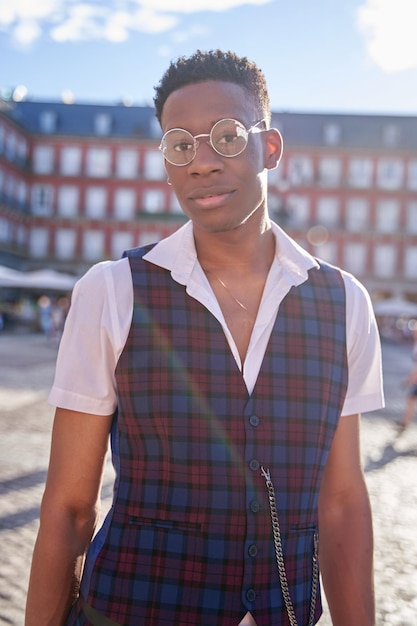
top-left (194, 217), bottom-right (275, 274)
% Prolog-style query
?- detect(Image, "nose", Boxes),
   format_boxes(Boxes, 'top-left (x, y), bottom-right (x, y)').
top-left (188, 138), bottom-right (223, 175)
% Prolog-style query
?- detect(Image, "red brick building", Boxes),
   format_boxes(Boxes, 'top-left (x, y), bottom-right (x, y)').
top-left (0, 99), bottom-right (416, 304)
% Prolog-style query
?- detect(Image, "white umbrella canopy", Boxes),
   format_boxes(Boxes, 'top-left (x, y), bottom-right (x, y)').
top-left (0, 265), bottom-right (77, 291)
top-left (373, 297), bottom-right (417, 317)
top-left (0, 265), bottom-right (26, 287)
top-left (23, 269), bottom-right (77, 291)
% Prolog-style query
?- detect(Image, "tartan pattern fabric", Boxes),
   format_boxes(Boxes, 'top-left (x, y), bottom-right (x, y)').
top-left (71, 247), bottom-right (348, 626)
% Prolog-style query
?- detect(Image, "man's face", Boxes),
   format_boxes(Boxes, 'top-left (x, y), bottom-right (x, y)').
top-left (160, 80), bottom-right (272, 235)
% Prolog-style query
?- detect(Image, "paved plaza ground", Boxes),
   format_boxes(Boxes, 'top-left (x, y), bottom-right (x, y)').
top-left (0, 331), bottom-right (416, 625)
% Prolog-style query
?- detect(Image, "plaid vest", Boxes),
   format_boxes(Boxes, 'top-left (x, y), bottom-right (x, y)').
top-left (76, 247), bottom-right (348, 626)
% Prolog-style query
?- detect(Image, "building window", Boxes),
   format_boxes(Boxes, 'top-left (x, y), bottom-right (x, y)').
top-left (348, 158), bottom-right (373, 188)
top-left (85, 186), bottom-right (107, 219)
top-left (138, 231), bottom-right (162, 246)
top-left (344, 242), bottom-right (367, 275)
top-left (5, 133), bottom-right (16, 161)
top-left (143, 149), bottom-right (165, 180)
top-left (316, 196), bottom-right (339, 227)
top-left (287, 155), bottom-right (313, 186)
top-left (317, 241), bottom-right (337, 265)
top-left (94, 113), bottom-right (112, 136)
top-left (82, 230), bottom-right (105, 261)
top-left (116, 149), bottom-right (138, 179)
top-left (345, 198), bottom-right (369, 231)
top-left (111, 231), bottom-right (134, 258)
top-left (55, 228), bottom-right (77, 259)
top-left (143, 189), bottom-right (165, 213)
top-left (382, 124), bottom-right (400, 147)
top-left (404, 246), bottom-right (417, 278)
top-left (286, 194), bottom-right (310, 227)
top-left (86, 147), bottom-right (112, 177)
top-left (29, 227), bottom-right (49, 257)
top-left (318, 157), bottom-right (341, 187)
top-left (407, 201), bottom-right (417, 234)
top-left (0, 217), bottom-right (11, 243)
top-left (376, 159), bottom-right (404, 190)
top-left (31, 184), bottom-right (53, 216)
top-left (4, 173), bottom-right (14, 201)
top-left (16, 180), bottom-right (27, 207)
top-left (17, 224), bottom-right (27, 247)
top-left (33, 145), bottom-right (54, 174)
top-left (170, 192), bottom-right (182, 214)
top-left (60, 146), bottom-right (82, 176)
top-left (374, 244), bottom-right (396, 277)
top-left (57, 185), bottom-right (79, 218)
top-left (113, 188), bottom-right (136, 220)
top-left (323, 123), bottom-right (341, 146)
top-left (407, 161), bottom-right (417, 190)
top-left (376, 199), bottom-right (399, 233)
top-left (40, 110), bottom-right (57, 133)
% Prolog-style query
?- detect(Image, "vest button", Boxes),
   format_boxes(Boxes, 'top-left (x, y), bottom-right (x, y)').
top-left (250, 499), bottom-right (260, 513)
top-left (249, 415), bottom-right (260, 427)
top-left (249, 459), bottom-right (260, 471)
top-left (246, 588), bottom-right (256, 602)
top-left (248, 544), bottom-right (258, 558)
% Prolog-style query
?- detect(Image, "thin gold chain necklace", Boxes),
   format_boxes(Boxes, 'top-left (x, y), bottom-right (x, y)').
top-left (204, 270), bottom-right (251, 315)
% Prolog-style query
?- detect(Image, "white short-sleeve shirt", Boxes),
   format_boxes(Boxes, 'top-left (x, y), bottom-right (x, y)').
top-left (49, 221), bottom-right (385, 416)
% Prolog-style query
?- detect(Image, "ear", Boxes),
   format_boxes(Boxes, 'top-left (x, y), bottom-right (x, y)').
top-left (263, 128), bottom-right (283, 170)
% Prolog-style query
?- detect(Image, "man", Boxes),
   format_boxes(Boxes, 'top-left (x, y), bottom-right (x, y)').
top-left (26, 50), bottom-right (384, 626)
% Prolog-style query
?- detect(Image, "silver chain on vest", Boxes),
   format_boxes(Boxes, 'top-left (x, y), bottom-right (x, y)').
top-left (261, 467), bottom-right (319, 626)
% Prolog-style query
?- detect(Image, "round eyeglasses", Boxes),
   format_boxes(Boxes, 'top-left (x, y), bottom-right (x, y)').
top-left (159, 118), bottom-right (266, 166)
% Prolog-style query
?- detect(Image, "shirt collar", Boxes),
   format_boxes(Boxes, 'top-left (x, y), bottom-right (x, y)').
top-left (143, 220), bottom-right (318, 288)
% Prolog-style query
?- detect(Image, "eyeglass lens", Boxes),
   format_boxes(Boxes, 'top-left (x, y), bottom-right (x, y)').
top-left (161, 119), bottom-right (249, 166)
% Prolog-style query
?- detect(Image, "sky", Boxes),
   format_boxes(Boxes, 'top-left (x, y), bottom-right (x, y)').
top-left (1, 0), bottom-right (417, 115)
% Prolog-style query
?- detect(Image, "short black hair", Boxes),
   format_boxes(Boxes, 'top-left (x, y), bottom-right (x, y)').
top-left (153, 49), bottom-right (271, 125)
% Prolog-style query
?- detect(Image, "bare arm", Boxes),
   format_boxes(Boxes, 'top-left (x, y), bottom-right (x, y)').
top-left (25, 407), bottom-right (113, 626)
top-left (318, 414), bottom-right (375, 626)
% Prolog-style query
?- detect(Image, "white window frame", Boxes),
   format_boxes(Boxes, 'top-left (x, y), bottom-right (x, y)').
top-left (287, 155), bottom-right (313, 186)
top-left (116, 149), bottom-right (138, 179)
top-left (86, 147), bottom-right (112, 178)
top-left (29, 227), bottom-right (49, 258)
top-left (33, 145), bottom-right (54, 174)
top-left (143, 188), bottom-right (165, 213)
top-left (316, 196), bottom-right (339, 227)
top-left (345, 198), bottom-right (369, 232)
top-left (376, 159), bottom-right (404, 190)
top-left (374, 244), bottom-right (397, 277)
top-left (348, 158), bottom-right (373, 188)
top-left (82, 230), bottom-right (105, 261)
top-left (113, 188), bottom-right (136, 221)
top-left (143, 149), bottom-right (166, 180)
top-left (343, 242), bottom-right (367, 276)
top-left (375, 199), bottom-right (399, 233)
top-left (57, 185), bottom-right (79, 218)
top-left (55, 228), bottom-right (77, 259)
top-left (60, 146), bottom-right (82, 176)
top-left (31, 184), bottom-right (54, 216)
top-left (85, 186), bottom-right (107, 219)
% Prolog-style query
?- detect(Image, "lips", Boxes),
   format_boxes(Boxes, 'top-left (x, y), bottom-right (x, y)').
top-left (188, 187), bottom-right (235, 208)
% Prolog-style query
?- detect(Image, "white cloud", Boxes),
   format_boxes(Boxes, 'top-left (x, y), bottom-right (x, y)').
top-left (357, 0), bottom-right (417, 73)
top-left (137, 0), bottom-right (271, 11)
top-left (0, 0), bottom-right (271, 47)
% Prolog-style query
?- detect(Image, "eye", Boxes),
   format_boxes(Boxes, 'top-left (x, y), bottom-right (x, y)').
top-left (217, 131), bottom-right (240, 145)
top-left (173, 141), bottom-right (194, 153)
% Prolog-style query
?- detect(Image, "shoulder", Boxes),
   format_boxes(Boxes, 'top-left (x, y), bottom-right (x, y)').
top-left (75, 257), bottom-right (132, 298)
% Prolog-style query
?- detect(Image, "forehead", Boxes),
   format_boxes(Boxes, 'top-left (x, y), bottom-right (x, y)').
top-left (160, 80), bottom-right (258, 132)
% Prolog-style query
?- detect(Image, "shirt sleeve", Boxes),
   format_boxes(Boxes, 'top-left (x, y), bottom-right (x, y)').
top-left (341, 272), bottom-right (385, 416)
top-left (48, 258), bottom-right (133, 415)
